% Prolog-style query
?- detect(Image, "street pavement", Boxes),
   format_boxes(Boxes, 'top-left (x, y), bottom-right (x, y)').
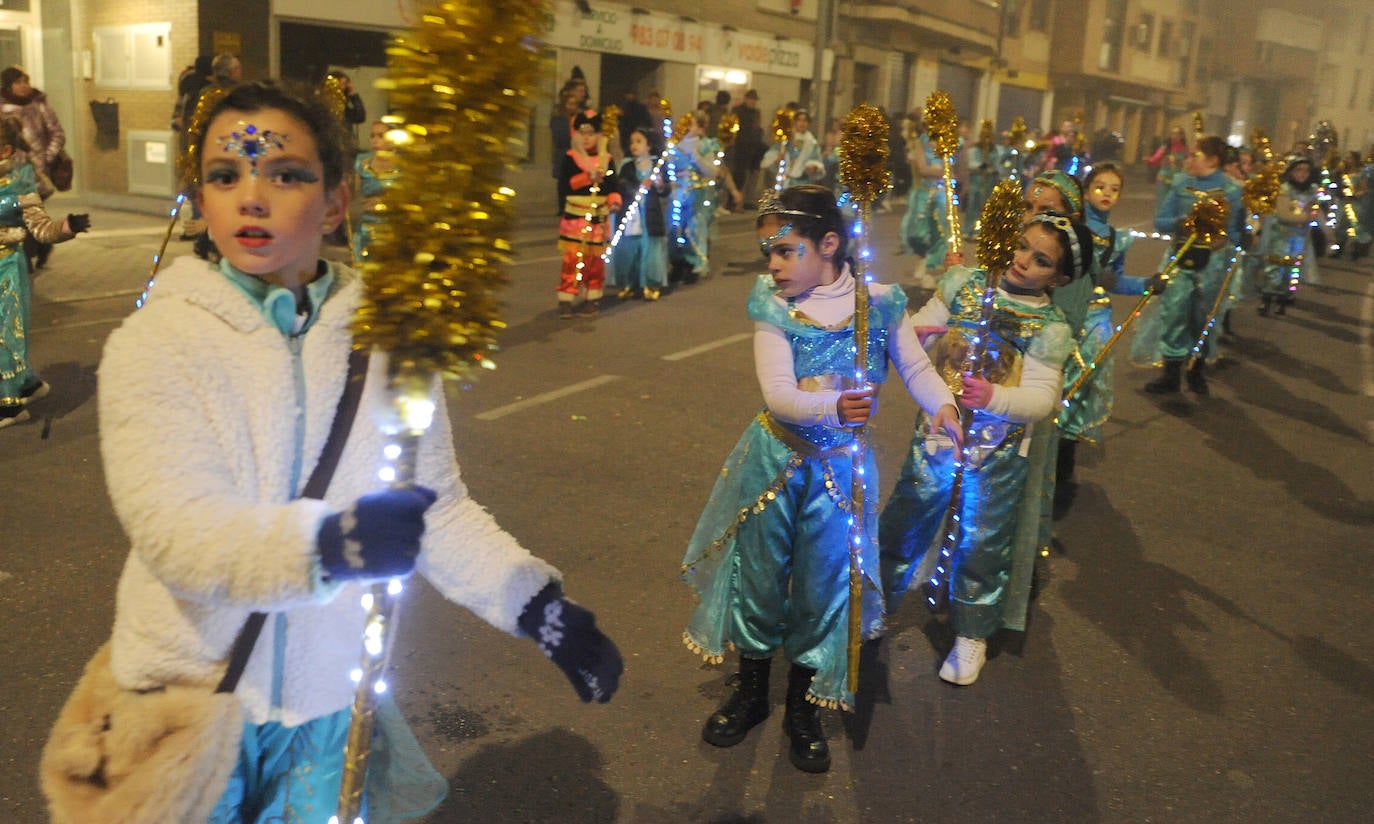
top-left (2, 173), bottom-right (1372, 823)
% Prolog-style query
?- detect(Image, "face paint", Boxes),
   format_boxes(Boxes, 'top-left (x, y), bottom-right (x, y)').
top-left (218, 122), bottom-right (289, 176)
top-left (795, 241), bottom-right (807, 259)
top-left (759, 222), bottom-right (794, 257)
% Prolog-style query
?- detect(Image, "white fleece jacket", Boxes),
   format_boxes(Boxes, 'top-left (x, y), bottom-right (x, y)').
top-left (99, 256), bottom-right (559, 726)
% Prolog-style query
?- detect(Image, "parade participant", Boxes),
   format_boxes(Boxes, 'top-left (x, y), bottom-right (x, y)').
top-left (351, 119), bottom-right (399, 262)
top-left (682, 184), bottom-right (959, 772)
top-left (900, 112), bottom-right (953, 287)
top-left (1354, 148), bottom-right (1374, 258)
top-left (609, 127), bottom-right (669, 300)
top-left (91, 81), bottom-right (622, 819)
top-left (963, 119), bottom-right (999, 230)
top-left (0, 117), bottom-right (87, 430)
top-left (1257, 155), bottom-right (1320, 316)
top-left (667, 113), bottom-right (718, 285)
top-left (1148, 125), bottom-right (1190, 202)
top-left (879, 213), bottom-right (1088, 686)
top-left (759, 108), bottom-right (825, 189)
top-left (1139, 135), bottom-right (1244, 394)
top-left (1045, 119), bottom-right (1087, 176)
top-left (1054, 162), bottom-right (1133, 517)
top-left (556, 108), bottom-right (620, 318)
top-left (0, 65), bottom-right (67, 269)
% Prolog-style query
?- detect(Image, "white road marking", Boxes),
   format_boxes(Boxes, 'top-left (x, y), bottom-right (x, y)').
top-left (30, 317), bottom-right (125, 334)
top-left (473, 374), bottom-right (622, 421)
top-left (661, 332), bottom-right (752, 362)
top-left (82, 225), bottom-right (178, 239)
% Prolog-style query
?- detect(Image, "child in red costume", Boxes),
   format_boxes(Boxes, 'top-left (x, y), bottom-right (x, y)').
top-left (557, 109), bottom-right (621, 318)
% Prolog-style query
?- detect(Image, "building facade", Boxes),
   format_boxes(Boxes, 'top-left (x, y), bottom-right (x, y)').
top-left (11, 0), bottom-right (1374, 203)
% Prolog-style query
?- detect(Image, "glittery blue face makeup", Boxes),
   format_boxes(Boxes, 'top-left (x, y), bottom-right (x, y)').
top-left (795, 241), bottom-right (807, 258)
top-left (218, 122), bottom-right (289, 176)
top-left (759, 222), bottom-right (794, 257)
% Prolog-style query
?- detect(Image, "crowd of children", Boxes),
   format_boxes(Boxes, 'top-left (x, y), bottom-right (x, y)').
top-left (22, 66), bottom-right (1371, 806)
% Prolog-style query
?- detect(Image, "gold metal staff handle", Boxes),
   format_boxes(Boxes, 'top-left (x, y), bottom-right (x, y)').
top-left (150, 194), bottom-right (187, 281)
top-left (1186, 248), bottom-right (1242, 369)
top-left (1061, 233), bottom-right (1198, 405)
top-left (846, 201), bottom-right (872, 695)
top-left (335, 385), bottom-right (433, 824)
top-left (942, 161), bottom-right (962, 254)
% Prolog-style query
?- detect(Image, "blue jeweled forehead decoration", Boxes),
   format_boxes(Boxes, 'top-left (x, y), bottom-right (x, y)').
top-left (759, 222), bottom-right (795, 256)
top-left (218, 123), bottom-right (288, 175)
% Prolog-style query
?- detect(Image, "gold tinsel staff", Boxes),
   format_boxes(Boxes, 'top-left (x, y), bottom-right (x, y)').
top-left (922, 179), bottom-right (1022, 612)
top-left (139, 85), bottom-right (233, 307)
top-left (1061, 194), bottom-right (1230, 405)
top-left (768, 107), bottom-right (795, 193)
top-left (334, 1), bottom-right (548, 820)
top-left (923, 91), bottom-right (962, 255)
top-left (836, 103), bottom-right (890, 694)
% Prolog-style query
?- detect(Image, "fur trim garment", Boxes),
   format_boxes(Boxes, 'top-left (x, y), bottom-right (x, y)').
top-left (98, 256), bottom-right (559, 725)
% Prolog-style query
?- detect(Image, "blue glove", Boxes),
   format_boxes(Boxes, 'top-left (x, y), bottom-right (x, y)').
top-left (517, 584), bottom-right (623, 703)
top-left (317, 486), bottom-right (437, 582)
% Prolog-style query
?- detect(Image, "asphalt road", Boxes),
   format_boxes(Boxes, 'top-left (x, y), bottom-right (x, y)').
top-left (2, 181), bottom-right (1371, 823)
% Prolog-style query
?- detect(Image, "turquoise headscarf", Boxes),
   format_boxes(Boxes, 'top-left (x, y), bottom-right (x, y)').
top-left (1031, 169), bottom-right (1083, 217)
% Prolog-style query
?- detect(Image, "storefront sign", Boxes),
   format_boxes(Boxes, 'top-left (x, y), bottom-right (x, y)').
top-left (546, 0), bottom-right (818, 80)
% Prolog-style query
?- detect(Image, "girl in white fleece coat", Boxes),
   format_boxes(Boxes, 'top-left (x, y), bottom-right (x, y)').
top-left (98, 82), bottom-right (621, 823)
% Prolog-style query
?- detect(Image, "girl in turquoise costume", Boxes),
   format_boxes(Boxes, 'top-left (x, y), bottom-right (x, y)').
top-left (880, 213), bottom-right (1089, 686)
top-left (1020, 171), bottom-right (1101, 521)
top-left (608, 127), bottom-right (669, 300)
top-left (963, 120), bottom-right (999, 233)
top-left (900, 114), bottom-right (957, 286)
top-left (351, 119), bottom-right (399, 262)
top-left (1052, 163), bottom-right (1134, 516)
top-left (682, 184), bottom-right (960, 772)
top-left (1135, 135), bottom-right (1245, 394)
top-left (0, 116), bottom-right (87, 430)
top-left (1256, 155), bottom-right (1320, 316)
top-left (667, 112), bottom-right (718, 285)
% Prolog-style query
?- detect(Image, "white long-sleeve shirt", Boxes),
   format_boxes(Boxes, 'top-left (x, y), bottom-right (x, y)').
top-left (909, 286), bottom-right (1063, 423)
top-left (754, 268), bottom-right (955, 428)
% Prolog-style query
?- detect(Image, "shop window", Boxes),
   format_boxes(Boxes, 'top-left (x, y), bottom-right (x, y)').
top-left (1028, 0), bottom-right (1050, 32)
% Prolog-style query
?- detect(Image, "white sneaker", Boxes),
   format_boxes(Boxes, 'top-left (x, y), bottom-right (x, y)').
top-left (20, 379), bottom-right (49, 405)
top-left (0, 407), bottom-right (31, 430)
top-left (939, 636), bottom-right (987, 685)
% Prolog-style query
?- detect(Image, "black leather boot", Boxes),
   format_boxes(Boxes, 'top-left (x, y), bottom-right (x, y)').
top-left (702, 656), bottom-right (771, 747)
top-left (1186, 359), bottom-right (1209, 395)
top-left (1143, 358), bottom-right (1183, 394)
top-left (783, 664), bottom-right (830, 773)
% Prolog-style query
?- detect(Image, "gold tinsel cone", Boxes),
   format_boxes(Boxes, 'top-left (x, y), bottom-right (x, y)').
top-left (923, 91), bottom-right (959, 159)
top-left (839, 104), bottom-right (890, 205)
top-left (977, 179), bottom-right (1025, 280)
top-left (1184, 194), bottom-right (1230, 245)
top-left (351, 0), bottom-right (549, 381)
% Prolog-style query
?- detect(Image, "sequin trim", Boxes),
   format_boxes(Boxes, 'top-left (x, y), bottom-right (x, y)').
top-left (682, 631), bottom-right (729, 665)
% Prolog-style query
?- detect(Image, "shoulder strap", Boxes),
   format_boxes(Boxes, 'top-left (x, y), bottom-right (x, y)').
top-left (216, 345), bottom-right (371, 694)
